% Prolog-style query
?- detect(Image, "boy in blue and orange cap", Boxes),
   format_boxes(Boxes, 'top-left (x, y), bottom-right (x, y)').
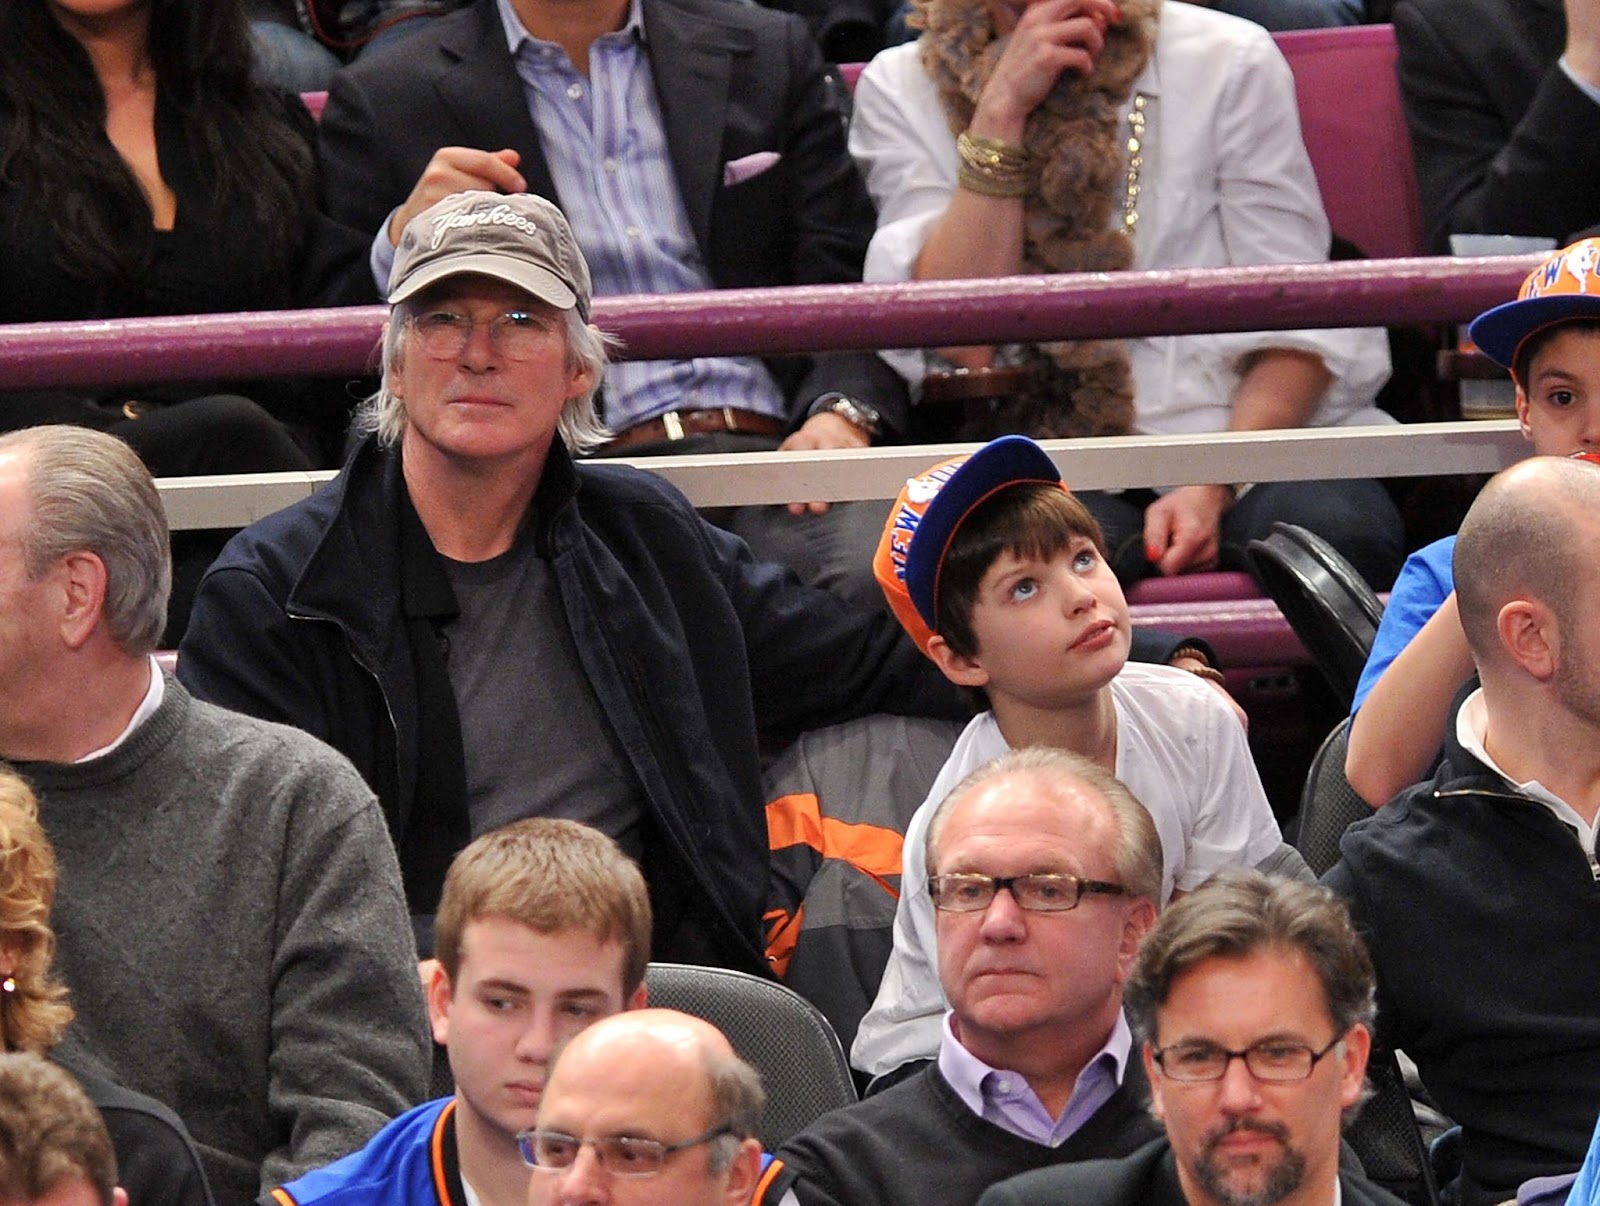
top-left (1347, 238), bottom-right (1600, 807)
top-left (852, 435), bottom-right (1285, 1078)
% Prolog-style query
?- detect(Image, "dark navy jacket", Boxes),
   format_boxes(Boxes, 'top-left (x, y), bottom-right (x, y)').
top-left (177, 436), bottom-right (964, 972)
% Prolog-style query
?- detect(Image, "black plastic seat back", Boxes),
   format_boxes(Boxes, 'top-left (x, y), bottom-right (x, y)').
top-left (1246, 521), bottom-right (1385, 707)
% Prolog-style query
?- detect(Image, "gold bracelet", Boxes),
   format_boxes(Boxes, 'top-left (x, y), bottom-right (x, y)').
top-left (1182, 664), bottom-right (1228, 687)
top-left (956, 131), bottom-right (1032, 198)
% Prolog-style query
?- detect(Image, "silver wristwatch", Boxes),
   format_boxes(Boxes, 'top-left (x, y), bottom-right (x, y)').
top-left (808, 392), bottom-right (882, 438)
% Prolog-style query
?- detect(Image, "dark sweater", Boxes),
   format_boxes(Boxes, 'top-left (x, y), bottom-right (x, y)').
top-left (1323, 729), bottom-right (1600, 1206)
top-left (761, 1061), bottom-right (1162, 1206)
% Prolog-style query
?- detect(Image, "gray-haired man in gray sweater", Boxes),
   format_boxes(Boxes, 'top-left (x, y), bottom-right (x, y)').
top-left (0, 425), bottom-right (430, 1204)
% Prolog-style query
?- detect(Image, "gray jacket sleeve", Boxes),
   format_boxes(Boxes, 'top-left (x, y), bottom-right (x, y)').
top-left (260, 743), bottom-right (431, 1192)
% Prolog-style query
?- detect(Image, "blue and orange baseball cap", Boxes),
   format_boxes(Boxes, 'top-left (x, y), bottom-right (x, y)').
top-left (1469, 238), bottom-right (1600, 378)
top-left (873, 435), bottom-right (1066, 657)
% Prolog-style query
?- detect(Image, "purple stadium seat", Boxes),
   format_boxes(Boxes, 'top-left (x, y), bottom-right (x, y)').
top-left (1272, 26), bottom-right (1425, 261)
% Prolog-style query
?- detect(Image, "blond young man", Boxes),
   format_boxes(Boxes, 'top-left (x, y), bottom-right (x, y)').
top-left (274, 818), bottom-right (651, 1206)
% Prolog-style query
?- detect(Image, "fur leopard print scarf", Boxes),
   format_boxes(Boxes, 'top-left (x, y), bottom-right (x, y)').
top-left (915, 0), bottom-right (1160, 438)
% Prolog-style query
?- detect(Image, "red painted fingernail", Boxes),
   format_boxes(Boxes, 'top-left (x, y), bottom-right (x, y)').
top-left (1145, 544), bottom-right (1161, 562)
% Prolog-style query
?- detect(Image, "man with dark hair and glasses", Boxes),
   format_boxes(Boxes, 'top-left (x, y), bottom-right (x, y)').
top-left (524, 1009), bottom-right (764, 1205)
top-left (979, 869), bottom-right (1404, 1206)
top-left (757, 747), bottom-right (1165, 1206)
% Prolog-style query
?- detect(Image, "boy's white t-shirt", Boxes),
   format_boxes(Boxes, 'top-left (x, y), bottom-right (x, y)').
top-left (850, 661), bottom-right (1283, 1077)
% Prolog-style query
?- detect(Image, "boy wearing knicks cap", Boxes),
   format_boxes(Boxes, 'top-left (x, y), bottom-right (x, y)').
top-left (851, 435), bottom-right (1286, 1079)
top-left (1347, 238), bottom-right (1600, 807)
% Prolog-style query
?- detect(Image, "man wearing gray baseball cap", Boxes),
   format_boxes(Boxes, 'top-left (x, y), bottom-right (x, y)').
top-left (177, 190), bottom-right (966, 971)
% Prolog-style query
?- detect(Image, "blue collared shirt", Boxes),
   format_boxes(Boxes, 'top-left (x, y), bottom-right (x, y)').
top-left (936, 1011), bottom-right (1132, 1147)
top-left (374, 0), bottom-right (787, 429)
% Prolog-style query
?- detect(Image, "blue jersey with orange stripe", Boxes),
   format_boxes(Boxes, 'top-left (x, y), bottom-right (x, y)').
top-left (271, 1098), bottom-right (464, 1205)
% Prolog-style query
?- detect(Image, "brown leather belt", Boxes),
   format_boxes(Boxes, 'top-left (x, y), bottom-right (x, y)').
top-left (920, 364), bottom-right (1038, 404)
top-left (607, 407), bottom-right (787, 449)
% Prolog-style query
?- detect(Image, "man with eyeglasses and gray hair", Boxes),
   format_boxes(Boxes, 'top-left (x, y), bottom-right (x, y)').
top-left (979, 869), bottom-right (1405, 1206)
top-left (178, 188), bottom-right (963, 973)
top-left (757, 746), bottom-right (1165, 1206)
top-left (523, 1009), bottom-right (764, 1206)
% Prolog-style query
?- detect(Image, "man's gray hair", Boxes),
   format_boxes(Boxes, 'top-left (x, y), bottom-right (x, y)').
top-left (0, 426), bottom-right (170, 655)
top-left (704, 1046), bottom-right (764, 1175)
top-left (353, 301), bottom-right (614, 453)
top-left (925, 746), bottom-right (1164, 904)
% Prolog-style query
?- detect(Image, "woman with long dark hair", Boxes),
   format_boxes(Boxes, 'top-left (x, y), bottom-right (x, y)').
top-left (0, 0), bottom-right (373, 465)
top-left (0, 0), bottom-right (376, 638)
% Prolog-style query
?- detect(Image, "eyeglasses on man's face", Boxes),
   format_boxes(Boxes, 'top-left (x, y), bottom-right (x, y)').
top-left (1150, 1035), bottom-right (1345, 1083)
top-left (927, 872), bottom-right (1128, 914)
top-left (409, 308), bottom-right (557, 361)
top-left (517, 1126), bottom-right (734, 1178)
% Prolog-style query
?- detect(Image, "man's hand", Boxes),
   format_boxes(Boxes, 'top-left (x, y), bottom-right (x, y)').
top-left (1567, 0), bottom-right (1600, 87)
top-left (1142, 484), bottom-right (1234, 576)
top-left (778, 411), bottom-right (871, 517)
top-left (388, 148), bottom-right (528, 246)
top-left (971, 0), bottom-right (1122, 139)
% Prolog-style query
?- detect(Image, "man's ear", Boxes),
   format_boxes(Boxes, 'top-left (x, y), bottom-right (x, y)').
top-left (386, 322), bottom-right (406, 401)
top-left (1142, 1043), bottom-right (1166, 1122)
top-left (1337, 1023), bottom-right (1373, 1110)
top-left (56, 551), bottom-right (107, 651)
top-left (1497, 598), bottom-right (1557, 680)
top-left (927, 634), bottom-right (989, 689)
top-left (1116, 897), bottom-right (1158, 982)
top-left (425, 963), bottom-right (454, 1048)
top-left (625, 982), bottom-right (649, 1011)
top-left (720, 1138), bottom-right (763, 1205)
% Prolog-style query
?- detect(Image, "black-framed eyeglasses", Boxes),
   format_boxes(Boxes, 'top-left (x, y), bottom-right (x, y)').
top-left (516, 1126), bottom-right (734, 1177)
top-left (1151, 1035), bottom-right (1345, 1083)
top-left (927, 872), bottom-right (1128, 913)
top-left (409, 308), bottom-right (554, 360)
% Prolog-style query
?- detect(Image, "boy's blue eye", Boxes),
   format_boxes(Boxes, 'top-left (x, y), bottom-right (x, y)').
top-left (1072, 549), bottom-right (1098, 572)
top-left (1010, 578), bottom-right (1038, 602)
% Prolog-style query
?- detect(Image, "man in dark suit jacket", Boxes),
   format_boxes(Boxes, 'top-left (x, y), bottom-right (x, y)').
top-left (316, 0), bottom-right (905, 607)
top-left (980, 871), bottom-right (1407, 1206)
top-left (1394, 0), bottom-right (1600, 253)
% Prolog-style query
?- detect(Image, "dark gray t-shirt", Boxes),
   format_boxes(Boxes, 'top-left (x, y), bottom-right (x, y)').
top-left (441, 534), bottom-right (643, 856)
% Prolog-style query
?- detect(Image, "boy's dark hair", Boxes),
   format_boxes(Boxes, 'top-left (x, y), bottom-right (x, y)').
top-left (1512, 317), bottom-right (1600, 388)
top-left (933, 483), bottom-right (1108, 658)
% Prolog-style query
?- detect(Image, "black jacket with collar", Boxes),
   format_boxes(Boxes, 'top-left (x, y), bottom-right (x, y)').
top-left (1394, 0), bottom-right (1600, 251)
top-left (1323, 719), bottom-right (1600, 1206)
top-left (978, 1137), bottom-right (1410, 1206)
top-left (177, 436), bottom-right (965, 971)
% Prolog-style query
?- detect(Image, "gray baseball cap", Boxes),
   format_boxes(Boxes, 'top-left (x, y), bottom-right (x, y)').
top-left (388, 190), bottom-right (593, 318)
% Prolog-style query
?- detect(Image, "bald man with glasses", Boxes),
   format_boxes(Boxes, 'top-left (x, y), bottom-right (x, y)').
top-left (522, 1010), bottom-right (764, 1206)
top-left (757, 747), bottom-right (1165, 1206)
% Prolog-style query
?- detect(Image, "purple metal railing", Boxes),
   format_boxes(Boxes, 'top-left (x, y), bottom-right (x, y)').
top-left (0, 256), bottom-right (1538, 393)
